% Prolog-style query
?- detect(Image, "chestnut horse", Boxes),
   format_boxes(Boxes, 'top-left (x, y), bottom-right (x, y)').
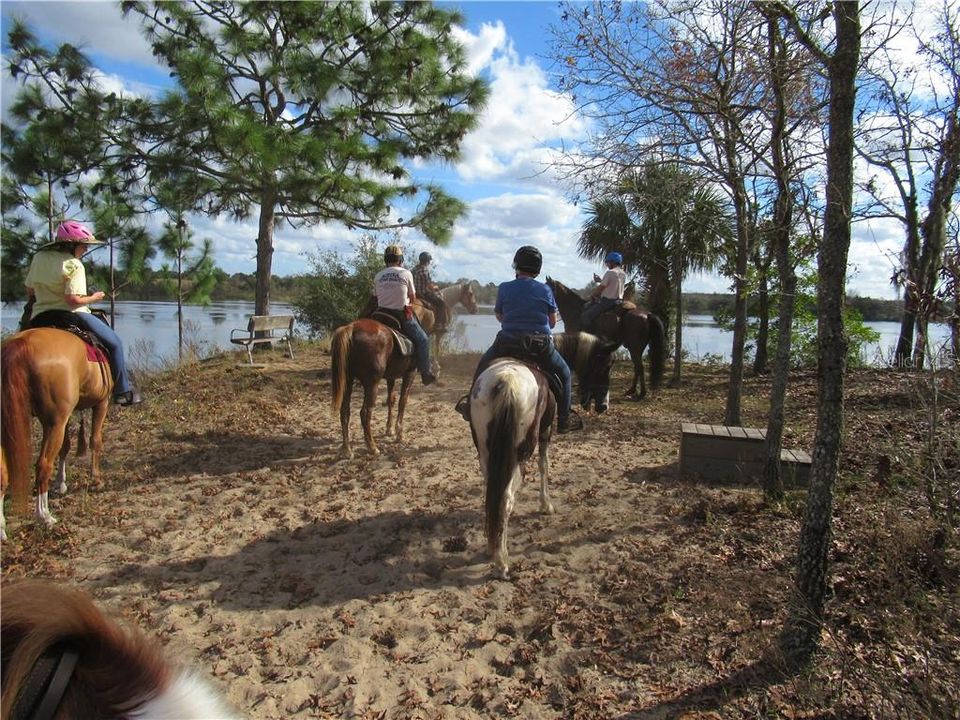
top-left (470, 332), bottom-right (617, 577)
top-left (546, 277), bottom-right (665, 399)
top-left (330, 305), bottom-right (435, 459)
top-left (1, 578), bottom-right (234, 719)
top-left (1, 328), bottom-right (113, 540)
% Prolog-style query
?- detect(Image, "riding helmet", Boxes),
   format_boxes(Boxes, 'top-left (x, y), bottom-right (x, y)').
top-left (384, 244), bottom-right (403, 264)
top-left (513, 245), bottom-right (542, 275)
top-left (55, 220), bottom-right (102, 244)
top-left (419, 251), bottom-right (432, 264)
top-left (605, 251), bottom-right (623, 266)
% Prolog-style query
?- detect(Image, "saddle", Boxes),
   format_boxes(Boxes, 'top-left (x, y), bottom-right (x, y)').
top-left (585, 300), bottom-right (637, 334)
top-left (488, 334), bottom-right (563, 405)
top-left (370, 309), bottom-right (414, 357)
top-left (26, 309), bottom-right (110, 363)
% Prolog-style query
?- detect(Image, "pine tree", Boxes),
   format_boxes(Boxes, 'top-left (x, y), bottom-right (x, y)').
top-left (123, 1), bottom-right (488, 316)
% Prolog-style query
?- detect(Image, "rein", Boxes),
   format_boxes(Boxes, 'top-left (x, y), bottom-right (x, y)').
top-left (11, 644), bottom-right (79, 720)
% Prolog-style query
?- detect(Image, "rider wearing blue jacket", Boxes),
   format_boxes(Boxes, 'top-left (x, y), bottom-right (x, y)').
top-left (460, 245), bottom-right (579, 433)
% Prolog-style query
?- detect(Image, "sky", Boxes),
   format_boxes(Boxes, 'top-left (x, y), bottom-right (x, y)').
top-left (0, 1), bottom-right (913, 300)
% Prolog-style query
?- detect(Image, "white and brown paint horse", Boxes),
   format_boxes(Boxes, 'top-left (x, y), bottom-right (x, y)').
top-left (1, 578), bottom-right (235, 719)
top-left (469, 332), bottom-right (617, 577)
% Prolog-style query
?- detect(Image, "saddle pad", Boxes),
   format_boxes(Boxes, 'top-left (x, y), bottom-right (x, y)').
top-left (87, 345), bottom-right (109, 364)
top-left (390, 329), bottom-right (414, 357)
top-left (29, 311), bottom-right (110, 364)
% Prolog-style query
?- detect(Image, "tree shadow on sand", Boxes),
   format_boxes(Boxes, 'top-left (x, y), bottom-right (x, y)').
top-left (92, 508), bottom-right (500, 609)
top-left (132, 430), bottom-right (337, 478)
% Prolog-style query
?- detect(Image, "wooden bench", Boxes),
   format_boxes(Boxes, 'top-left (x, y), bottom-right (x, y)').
top-left (230, 315), bottom-right (295, 366)
top-left (679, 423), bottom-right (812, 487)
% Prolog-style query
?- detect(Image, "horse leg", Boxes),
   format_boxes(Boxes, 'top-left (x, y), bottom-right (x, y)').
top-left (360, 382), bottom-right (380, 458)
top-left (89, 400), bottom-right (109, 487)
top-left (52, 420), bottom-right (71, 497)
top-left (385, 378), bottom-right (397, 438)
top-left (493, 469), bottom-right (520, 579)
top-left (537, 439), bottom-right (554, 515)
top-left (625, 349), bottom-right (643, 399)
top-left (338, 382), bottom-right (354, 460)
top-left (395, 372), bottom-right (414, 443)
top-left (35, 418), bottom-right (69, 527)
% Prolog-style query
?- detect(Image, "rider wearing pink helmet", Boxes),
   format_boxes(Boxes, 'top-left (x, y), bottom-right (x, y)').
top-left (25, 221), bottom-right (142, 406)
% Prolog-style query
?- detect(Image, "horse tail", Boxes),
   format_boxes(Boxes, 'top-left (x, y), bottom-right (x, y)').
top-left (330, 324), bottom-right (353, 415)
top-left (648, 313), bottom-right (666, 391)
top-left (484, 376), bottom-right (522, 556)
top-left (1, 337), bottom-right (35, 512)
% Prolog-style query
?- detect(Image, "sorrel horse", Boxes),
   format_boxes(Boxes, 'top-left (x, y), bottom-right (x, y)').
top-left (434, 281), bottom-right (479, 362)
top-left (1, 578), bottom-right (234, 719)
top-left (330, 304), bottom-right (435, 459)
top-left (546, 277), bottom-right (665, 399)
top-left (1, 328), bottom-right (113, 540)
top-left (469, 332), bottom-right (617, 577)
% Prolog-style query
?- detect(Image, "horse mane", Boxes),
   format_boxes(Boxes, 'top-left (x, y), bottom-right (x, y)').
top-left (0, 579), bottom-right (233, 719)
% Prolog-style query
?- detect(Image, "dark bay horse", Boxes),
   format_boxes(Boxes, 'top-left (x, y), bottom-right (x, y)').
top-left (546, 277), bottom-right (665, 399)
top-left (1, 578), bottom-right (233, 718)
top-left (469, 332), bottom-right (616, 577)
top-left (1, 328), bottom-right (113, 539)
top-left (330, 305), bottom-right (435, 459)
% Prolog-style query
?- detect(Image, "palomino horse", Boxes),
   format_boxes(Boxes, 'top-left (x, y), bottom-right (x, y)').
top-left (330, 304), bottom-right (435, 459)
top-left (1, 328), bottom-right (113, 540)
top-left (433, 282), bottom-right (480, 362)
top-left (469, 332), bottom-right (617, 577)
top-left (1, 578), bottom-right (234, 719)
top-left (546, 277), bottom-right (666, 399)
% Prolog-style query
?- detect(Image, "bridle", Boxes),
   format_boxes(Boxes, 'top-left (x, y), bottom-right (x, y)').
top-left (10, 644), bottom-right (79, 720)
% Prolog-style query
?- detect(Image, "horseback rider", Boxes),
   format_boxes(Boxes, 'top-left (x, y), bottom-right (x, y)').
top-left (457, 245), bottom-right (581, 433)
top-left (24, 220), bottom-right (143, 406)
top-left (412, 251), bottom-right (448, 332)
top-left (580, 251), bottom-right (626, 333)
top-left (372, 244), bottom-right (438, 386)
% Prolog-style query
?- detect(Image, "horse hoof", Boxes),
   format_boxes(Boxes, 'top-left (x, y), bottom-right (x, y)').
top-left (369, 447), bottom-right (380, 458)
top-left (40, 515), bottom-right (58, 528)
top-left (338, 446), bottom-right (353, 460)
top-left (541, 502), bottom-right (556, 515)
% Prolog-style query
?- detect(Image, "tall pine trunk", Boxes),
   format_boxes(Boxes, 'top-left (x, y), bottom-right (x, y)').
top-left (255, 185), bottom-right (278, 319)
top-left (781, 0), bottom-right (860, 667)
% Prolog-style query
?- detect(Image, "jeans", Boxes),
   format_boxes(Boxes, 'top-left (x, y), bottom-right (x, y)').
top-left (580, 297), bottom-right (619, 331)
top-left (401, 317), bottom-right (432, 378)
top-left (72, 311), bottom-right (133, 395)
top-left (475, 332), bottom-right (572, 421)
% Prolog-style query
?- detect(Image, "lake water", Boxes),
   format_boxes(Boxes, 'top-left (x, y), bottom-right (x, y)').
top-left (1, 300), bottom-right (953, 370)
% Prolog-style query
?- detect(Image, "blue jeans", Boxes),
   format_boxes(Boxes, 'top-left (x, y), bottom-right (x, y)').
top-left (580, 297), bottom-right (619, 331)
top-left (73, 312), bottom-right (133, 395)
top-left (401, 317), bottom-right (432, 379)
top-left (475, 332), bottom-right (572, 421)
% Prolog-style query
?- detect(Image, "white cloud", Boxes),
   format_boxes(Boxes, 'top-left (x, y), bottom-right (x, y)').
top-left (453, 21), bottom-right (588, 189)
top-left (2, 1), bottom-right (157, 67)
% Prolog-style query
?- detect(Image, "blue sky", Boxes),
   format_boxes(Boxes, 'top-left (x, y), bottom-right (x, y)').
top-left (1, 1), bottom-right (909, 299)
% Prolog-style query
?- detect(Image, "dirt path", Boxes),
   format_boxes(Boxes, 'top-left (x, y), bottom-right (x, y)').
top-left (3, 346), bottom-right (956, 718)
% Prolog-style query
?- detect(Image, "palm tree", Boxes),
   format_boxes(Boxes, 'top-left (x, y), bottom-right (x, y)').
top-left (578, 162), bottom-right (732, 382)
